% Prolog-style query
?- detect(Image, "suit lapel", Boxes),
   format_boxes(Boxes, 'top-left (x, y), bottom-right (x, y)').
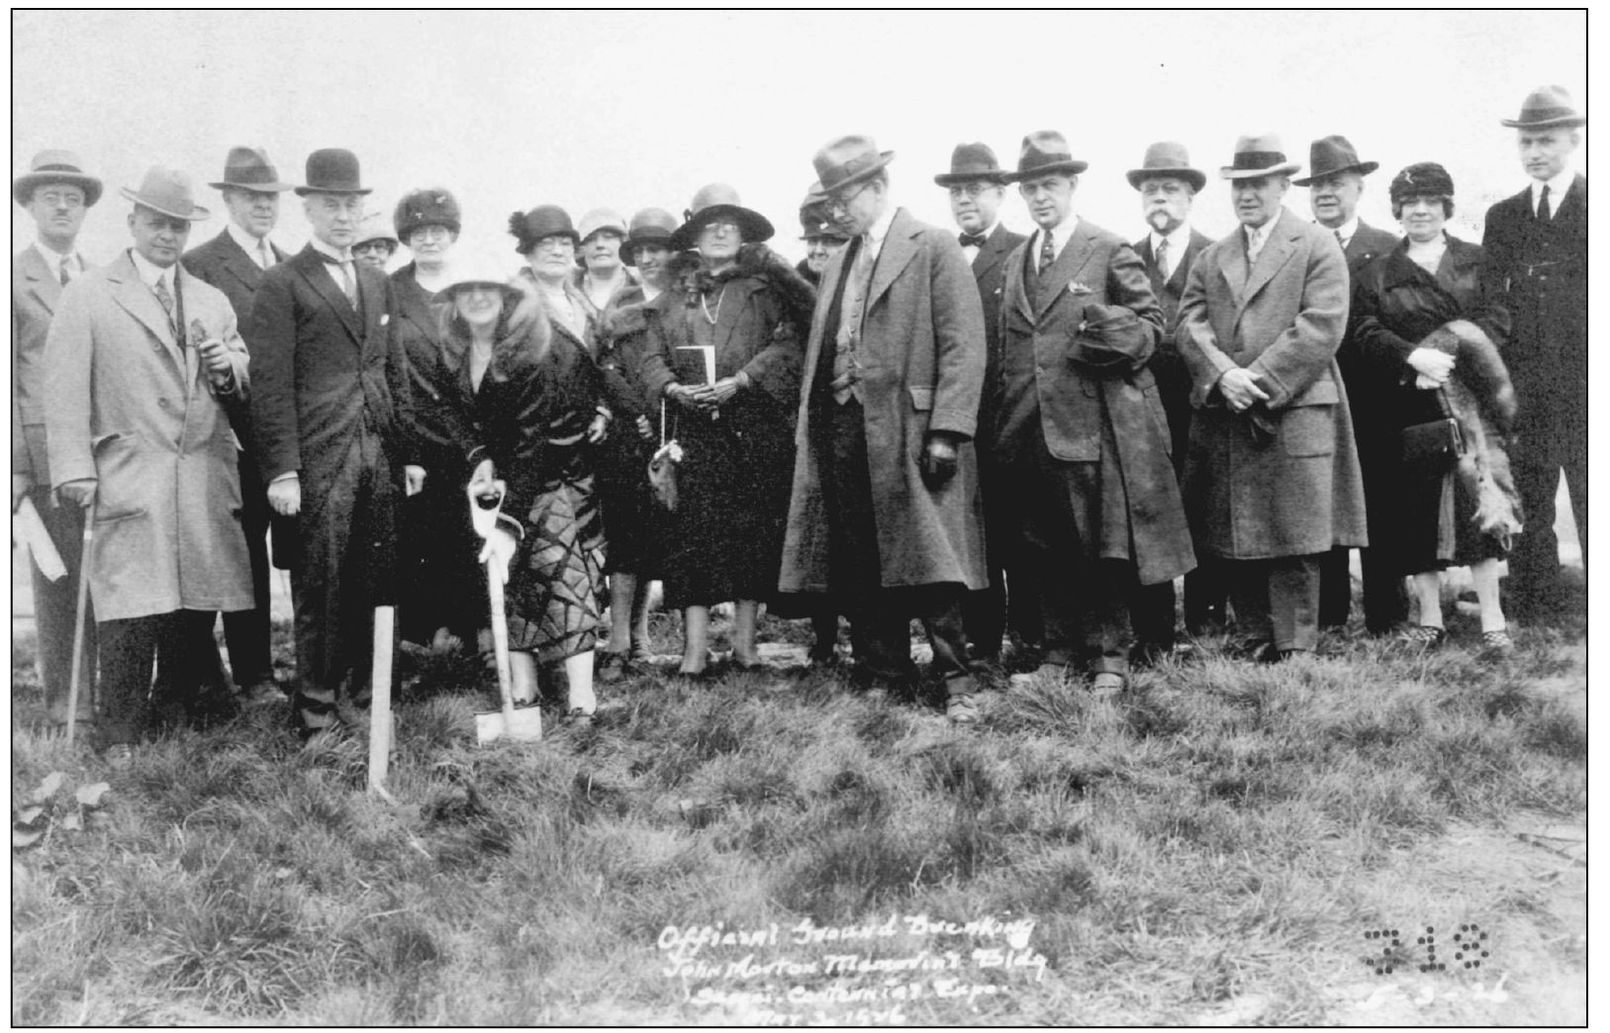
top-left (1238, 211), bottom-right (1299, 313)
top-left (357, 265), bottom-right (387, 355)
top-left (865, 208), bottom-right (918, 312)
top-left (293, 245), bottom-right (363, 343)
top-left (1007, 240), bottom-right (1035, 322)
top-left (971, 223), bottom-right (1010, 285)
top-left (1218, 228), bottom-right (1250, 303)
top-left (106, 253), bottom-right (185, 371)
top-left (218, 231), bottom-right (266, 298)
top-left (19, 247), bottom-right (61, 315)
top-left (1034, 222), bottom-right (1098, 318)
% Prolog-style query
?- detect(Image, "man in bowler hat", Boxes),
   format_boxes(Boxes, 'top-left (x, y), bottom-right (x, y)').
top-left (1176, 134), bottom-right (1367, 661)
top-left (182, 146), bottom-right (296, 704)
top-left (45, 166), bottom-right (252, 766)
top-left (1293, 135), bottom-right (1404, 633)
top-left (934, 142), bottom-right (1029, 667)
top-left (778, 134), bottom-right (988, 723)
top-left (1481, 85), bottom-right (1587, 623)
top-left (12, 150), bottom-right (102, 730)
top-left (246, 148), bottom-right (409, 735)
top-left (1125, 141), bottom-right (1225, 653)
top-left (995, 131), bottom-right (1192, 695)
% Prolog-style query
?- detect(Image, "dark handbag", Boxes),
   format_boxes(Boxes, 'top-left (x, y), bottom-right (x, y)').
top-left (647, 400), bottom-right (682, 512)
top-left (1401, 388), bottom-right (1463, 464)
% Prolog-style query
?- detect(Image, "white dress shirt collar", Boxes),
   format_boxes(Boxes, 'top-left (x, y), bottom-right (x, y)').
top-left (1531, 168), bottom-right (1575, 216)
top-left (128, 247), bottom-right (176, 294)
top-left (32, 241), bottom-right (79, 280)
top-left (1329, 215), bottom-right (1360, 249)
top-left (1244, 209), bottom-right (1282, 262)
top-left (1034, 212), bottom-right (1080, 264)
top-left (862, 204), bottom-right (899, 261)
top-left (226, 219), bottom-right (277, 265)
top-left (960, 220), bottom-right (997, 263)
top-left (309, 235), bottom-right (353, 263)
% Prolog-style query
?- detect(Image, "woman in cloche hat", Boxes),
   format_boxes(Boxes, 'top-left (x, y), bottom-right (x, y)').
top-left (617, 183), bottom-right (816, 677)
top-left (407, 247), bottom-right (611, 726)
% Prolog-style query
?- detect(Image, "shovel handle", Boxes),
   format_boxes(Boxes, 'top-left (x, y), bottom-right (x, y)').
top-left (367, 605), bottom-right (395, 794)
top-left (65, 507), bottom-right (95, 746)
top-left (486, 560), bottom-right (516, 721)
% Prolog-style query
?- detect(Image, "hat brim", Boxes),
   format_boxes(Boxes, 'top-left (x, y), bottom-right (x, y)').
top-left (1291, 161), bottom-right (1379, 186)
top-left (293, 186), bottom-right (374, 196)
top-left (1220, 161), bottom-right (1302, 180)
top-left (1500, 115), bottom-right (1587, 129)
top-left (433, 279), bottom-right (525, 306)
top-left (119, 186), bottom-right (210, 221)
top-left (668, 204), bottom-right (774, 252)
top-left (1004, 160), bottom-right (1089, 183)
top-left (818, 151), bottom-right (896, 196)
top-left (800, 228), bottom-right (852, 242)
top-left (210, 179), bottom-right (297, 193)
top-left (620, 232), bottom-right (675, 266)
top-left (14, 171), bottom-right (103, 208)
top-left (933, 171), bottom-right (1010, 187)
top-left (1125, 168), bottom-right (1207, 192)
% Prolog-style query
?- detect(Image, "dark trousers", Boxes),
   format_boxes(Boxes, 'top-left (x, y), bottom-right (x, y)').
top-left (962, 449), bottom-right (1010, 659)
top-left (1227, 554), bottom-right (1323, 652)
top-left (1508, 404), bottom-right (1587, 615)
top-left (27, 488), bottom-right (96, 723)
top-left (219, 448), bottom-right (274, 685)
top-left (291, 427), bottom-right (398, 728)
top-left (1317, 547), bottom-right (1352, 628)
top-left (96, 609), bottom-right (229, 749)
top-left (818, 397), bottom-right (971, 686)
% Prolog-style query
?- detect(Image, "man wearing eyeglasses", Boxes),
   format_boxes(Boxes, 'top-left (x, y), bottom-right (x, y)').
top-left (246, 148), bottom-right (408, 736)
top-left (182, 147), bottom-right (295, 706)
top-left (780, 135), bottom-right (989, 724)
top-left (12, 150), bottom-right (103, 732)
top-left (933, 143), bottom-right (1028, 668)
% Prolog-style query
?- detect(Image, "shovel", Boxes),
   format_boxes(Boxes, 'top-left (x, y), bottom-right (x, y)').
top-left (469, 462), bottom-right (541, 744)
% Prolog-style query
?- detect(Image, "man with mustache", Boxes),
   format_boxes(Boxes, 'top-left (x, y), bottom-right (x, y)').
top-left (246, 148), bottom-right (408, 736)
top-left (1125, 141), bottom-right (1225, 655)
top-left (1293, 135), bottom-right (1402, 634)
top-left (12, 150), bottom-right (103, 732)
top-left (994, 131), bottom-right (1192, 696)
top-left (1480, 85), bottom-right (1587, 625)
top-left (182, 146), bottom-right (295, 704)
top-left (1176, 133), bottom-right (1366, 662)
top-left (44, 166), bottom-right (252, 767)
top-left (933, 142), bottom-right (1029, 668)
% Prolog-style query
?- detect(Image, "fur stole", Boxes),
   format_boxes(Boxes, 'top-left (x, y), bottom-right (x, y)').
top-left (1420, 319), bottom-right (1524, 546)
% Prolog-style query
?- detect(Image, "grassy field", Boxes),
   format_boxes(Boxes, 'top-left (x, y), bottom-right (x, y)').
top-left (10, 582), bottom-right (1586, 1026)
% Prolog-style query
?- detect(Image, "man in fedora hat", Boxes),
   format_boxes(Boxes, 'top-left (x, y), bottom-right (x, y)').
top-left (44, 166), bottom-right (252, 766)
top-left (779, 133), bottom-right (988, 723)
top-left (182, 146), bottom-right (296, 705)
top-left (1292, 134), bottom-right (1403, 633)
top-left (1176, 133), bottom-right (1367, 662)
top-left (247, 147), bottom-right (409, 736)
top-left (1125, 141), bottom-right (1225, 653)
top-left (934, 142), bottom-right (1029, 667)
top-left (12, 149), bottom-right (103, 730)
top-left (1482, 85), bottom-right (1587, 624)
top-left (994, 130), bottom-right (1192, 695)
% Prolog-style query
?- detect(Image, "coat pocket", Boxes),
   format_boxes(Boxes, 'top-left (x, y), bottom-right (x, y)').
top-left (908, 385), bottom-right (934, 411)
top-left (1280, 405), bottom-right (1336, 458)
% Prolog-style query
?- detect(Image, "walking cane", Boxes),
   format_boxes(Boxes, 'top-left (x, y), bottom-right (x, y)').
top-left (64, 496), bottom-right (94, 747)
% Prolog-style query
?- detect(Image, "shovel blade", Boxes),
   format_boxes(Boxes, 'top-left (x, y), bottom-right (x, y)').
top-left (476, 707), bottom-right (543, 744)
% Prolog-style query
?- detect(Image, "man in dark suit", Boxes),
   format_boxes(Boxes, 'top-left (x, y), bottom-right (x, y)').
top-left (11, 149), bottom-right (102, 731)
top-left (247, 148), bottom-right (408, 735)
top-left (934, 142), bottom-right (1028, 665)
top-left (1481, 86), bottom-right (1587, 624)
top-left (1294, 135), bottom-right (1402, 632)
top-left (993, 131), bottom-right (1192, 695)
top-left (779, 135), bottom-right (988, 724)
top-left (182, 147), bottom-right (294, 703)
top-left (1125, 142), bottom-right (1224, 654)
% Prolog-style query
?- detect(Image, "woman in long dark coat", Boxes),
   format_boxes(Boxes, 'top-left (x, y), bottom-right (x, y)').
top-left (625, 184), bottom-right (815, 676)
top-left (1350, 162), bottom-right (1517, 656)
top-left (410, 249), bottom-right (609, 722)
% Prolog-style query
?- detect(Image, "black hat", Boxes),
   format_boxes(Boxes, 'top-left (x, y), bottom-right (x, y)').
top-left (1004, 131), bottom-right (1088, 182)
top-left (798, 189), bottom-right (849, 241)
top-left (508, 205), bottom-right (579, 254)
top-left (621, 208), bottom-right (678, 266)
top-left (934, 142), bottom-right (1010, 186)
top-left (208, 146), bottom-right (295, 192)
top-left (1291, 135), bottom-right (1379, 186)
top-left (668, 183), bottom-right (774, 252)
top-left (295, 148), bottom-right (371, 196)
top-left (394, 187), bottom-right (462, 241)
top-left (1389, 162), bottom-right (1455, 205)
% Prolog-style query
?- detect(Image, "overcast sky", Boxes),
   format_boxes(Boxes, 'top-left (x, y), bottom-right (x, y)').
top-left (11, 10), bottom-right (1588, 268)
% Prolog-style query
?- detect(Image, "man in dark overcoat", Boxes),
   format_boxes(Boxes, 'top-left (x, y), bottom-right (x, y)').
top-left (933, 141), bottom-right (1029, 665)
top-left (779, 135), bottom-right (988, 724)
top-left (247, 148), bottom-right (408, 734)
top-left (1125, 141), bottom-right (1225, 653)
top-left (1176, 133), bottom-right (1367, 660)
top-left (994, 131), bottom-right (1193, 694)
top-left (1293, 135), bottom-right (1404, 632)
top-left (12, 149), bottom-right (102, 730)
top-left (182, 146), bottom-right (295, 702)
top-left (1480, 85), bottom-right (1587, 624)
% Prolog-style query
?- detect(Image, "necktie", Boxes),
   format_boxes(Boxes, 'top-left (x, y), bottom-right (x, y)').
top-left (833, 237), bottom-right (875, 405)
top-left (958, 232), bottom-right (988, 249)
top-left (154, 274), bottom-right (177, 334)
top-left (320, 251), bottom-right (358, 306)
top-left (1154, 237), bottom-right (1170, 280)
top-left (59, 256), bottom-right (73, 287)
top-left (257, 239), bottom-right (273, 270)
top-left (1537, 184), bottom-right (1552, 221)
top-left (1335, 229), bottom-right (1346, 252)
top-left (1038, 229), bottom-right (1055, 275)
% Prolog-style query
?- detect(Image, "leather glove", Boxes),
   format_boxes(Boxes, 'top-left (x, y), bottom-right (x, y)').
top-left (667, 383), bottom-right (715, 413)
top-left (918, 434), bottom-right (960, 490)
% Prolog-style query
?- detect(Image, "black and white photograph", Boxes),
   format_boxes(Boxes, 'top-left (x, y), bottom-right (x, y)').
top-left (10, 9), bottom-right (1587, 1025)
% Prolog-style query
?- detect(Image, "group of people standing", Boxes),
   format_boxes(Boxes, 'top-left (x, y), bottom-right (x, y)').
top-left (12, 85), bottom-right (1587, 762)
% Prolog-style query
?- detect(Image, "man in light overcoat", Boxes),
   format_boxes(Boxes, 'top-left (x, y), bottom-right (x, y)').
top-left (779, 135), bottom-right (988, 723)
top-left (45, 167), bottom-right (252, 763)
top-left (1175, 134), bottom-right (1367, 660)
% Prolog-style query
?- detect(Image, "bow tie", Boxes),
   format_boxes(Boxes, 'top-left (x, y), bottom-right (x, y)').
top-left (958, 232), bottom-right (988, 249)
